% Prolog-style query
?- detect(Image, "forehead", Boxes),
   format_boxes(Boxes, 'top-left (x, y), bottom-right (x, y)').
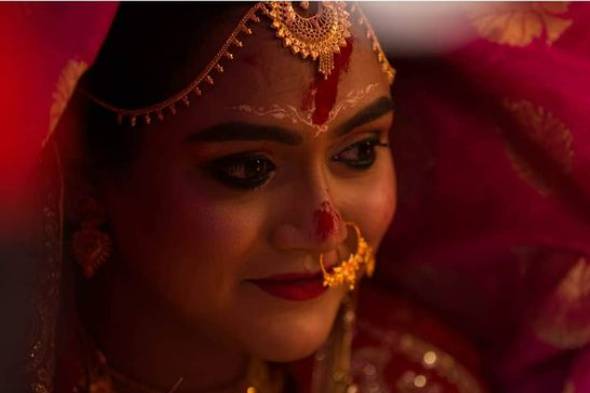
top-left (185, 14), bottom-right (392, 132)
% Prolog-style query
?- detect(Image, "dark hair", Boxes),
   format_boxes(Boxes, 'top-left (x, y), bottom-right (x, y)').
top-left (73, 3), bottom-right (250, 171)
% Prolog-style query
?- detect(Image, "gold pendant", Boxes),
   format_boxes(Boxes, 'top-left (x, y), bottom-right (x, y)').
top-left (266, 1), bottom-right (352, 79)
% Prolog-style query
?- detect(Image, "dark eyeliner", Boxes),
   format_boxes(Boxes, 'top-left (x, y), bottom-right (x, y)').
top-left (332, 134), bottom-right (389, 170)
top-left (206, 153), bottom-right (276, 190)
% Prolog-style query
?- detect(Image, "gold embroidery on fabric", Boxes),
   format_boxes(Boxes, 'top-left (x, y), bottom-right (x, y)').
top-left (356, 321), bottom-right (484, 393)
top-left (229, 83), bottom-right (378, 136)
top-left (469, 2), bottom-right (572, 47)
top-left (351, 346), bottom-right (392, 393)
top-left (533, 257), bottom-right (590, 349)
top-left (45, 59), bottom-right (88, 147)
top-left (396, 370), bottom-right (444, 393)
top-left (562, 381), bottom-right (576, 393)
top-left (27, 142), bottom-right (65, 393)
top-left (502, 98), bottom-right (574, 196)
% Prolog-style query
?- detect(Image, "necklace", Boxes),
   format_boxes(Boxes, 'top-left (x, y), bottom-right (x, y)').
top-left (78, 347), bottom-right (283, 393)
top-left (77, 295), bottom-right (357, 393)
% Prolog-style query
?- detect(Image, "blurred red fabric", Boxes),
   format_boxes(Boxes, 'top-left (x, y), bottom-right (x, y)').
top-left (0, 2), bottom-right (116, 228)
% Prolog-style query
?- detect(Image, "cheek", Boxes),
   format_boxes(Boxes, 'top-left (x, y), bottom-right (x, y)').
top-left (106, 165), bottom-right (265, 318)
top-left (338, 155), bottom-right (396, 248)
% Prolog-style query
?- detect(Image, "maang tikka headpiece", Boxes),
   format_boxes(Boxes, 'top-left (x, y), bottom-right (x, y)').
top-left (84, 2), bottom-right (395, 128)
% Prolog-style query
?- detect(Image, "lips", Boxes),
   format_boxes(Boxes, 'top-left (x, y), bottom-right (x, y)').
top-left (249, 271), bottom-right (329, 301)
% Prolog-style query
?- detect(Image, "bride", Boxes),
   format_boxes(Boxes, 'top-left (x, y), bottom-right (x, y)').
top-left (22, 3), bottom-right (487, 393)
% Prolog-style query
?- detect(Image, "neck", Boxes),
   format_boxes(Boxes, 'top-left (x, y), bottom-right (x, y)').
top-left (79, 261), bottom-right (250, 393)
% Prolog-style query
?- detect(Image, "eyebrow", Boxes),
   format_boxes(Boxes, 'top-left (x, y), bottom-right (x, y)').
top-left (185, 95), bottom-right (394, 145)
top-left (335, 96), bottom-right (394, 137)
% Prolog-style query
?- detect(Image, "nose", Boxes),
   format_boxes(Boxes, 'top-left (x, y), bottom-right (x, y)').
top-left (271, 171), bottom-right (348, 254)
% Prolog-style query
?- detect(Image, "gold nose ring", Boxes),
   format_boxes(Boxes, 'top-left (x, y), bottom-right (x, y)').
top-left (319, 222), bottom-right (375, 290)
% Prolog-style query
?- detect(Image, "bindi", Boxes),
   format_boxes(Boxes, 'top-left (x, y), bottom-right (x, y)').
top-left (313, 201), bottom-right (341, 241)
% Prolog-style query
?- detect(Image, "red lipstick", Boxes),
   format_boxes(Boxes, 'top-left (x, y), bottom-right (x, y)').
top-left (249, 272), bottom-right (328, 301)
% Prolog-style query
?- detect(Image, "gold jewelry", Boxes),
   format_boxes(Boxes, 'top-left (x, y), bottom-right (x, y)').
top-left (83, 348), bottom-right (281, 393)
top-left (267, 1), bottom-right (352, 79)
top-left (351, 3), bottom-right (396, 84)
top-left (82, 2), bottom-right (395, 128)
top-left (72, 197), bottom-right (111, 278)
top-left (84, 3), bottom-right (266, 127)
top-left (312, 293), bottom-right (357, 393)
top-left (72, 227), bottom-right (112, 279)
top-left (319, 222), bottom-right (375, 290)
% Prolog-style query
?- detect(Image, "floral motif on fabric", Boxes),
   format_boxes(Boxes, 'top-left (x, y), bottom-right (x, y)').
top-left (502, 98), bottom-right (574, 196)
top-left (533, 257), bottom-right (590, 349)
top-left (45, 59), bottom-right (88, 146)
top-left (469, 2), bottom-right (572, 47)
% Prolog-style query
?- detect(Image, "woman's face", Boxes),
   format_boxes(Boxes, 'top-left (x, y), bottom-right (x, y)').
top-left (101, 17), bottom-right (396, 362)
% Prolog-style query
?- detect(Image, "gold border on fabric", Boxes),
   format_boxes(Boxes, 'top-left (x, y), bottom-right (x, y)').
top-left (27, 141), bottom-right (65, 393)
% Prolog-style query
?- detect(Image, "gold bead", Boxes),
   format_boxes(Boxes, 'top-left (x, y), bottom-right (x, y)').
top-left (423, 351), bottom-right (438, 367)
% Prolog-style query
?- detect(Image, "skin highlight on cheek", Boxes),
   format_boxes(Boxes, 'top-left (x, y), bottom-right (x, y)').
top-left (313, 201), bottom-right (342, 241)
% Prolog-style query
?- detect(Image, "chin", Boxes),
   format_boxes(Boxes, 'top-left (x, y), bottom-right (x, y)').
top-left (231, 284), bottom-right (346, 362)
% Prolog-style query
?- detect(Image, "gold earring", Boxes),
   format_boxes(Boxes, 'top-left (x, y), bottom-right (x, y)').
top-left (319, 222), bottom-right (375, 290)
top-left (72, 197), bottom-right (111, 278)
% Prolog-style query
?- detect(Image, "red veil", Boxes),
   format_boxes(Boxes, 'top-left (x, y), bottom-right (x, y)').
top-left (381, 3), bottom-right (590, 392)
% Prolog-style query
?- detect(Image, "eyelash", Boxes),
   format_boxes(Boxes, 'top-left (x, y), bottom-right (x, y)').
top-left (207, 135), bottom-right (389, 190)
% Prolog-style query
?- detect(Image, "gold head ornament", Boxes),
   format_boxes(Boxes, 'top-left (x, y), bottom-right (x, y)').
top-left (268, 1), bottom-right (352, 79)
top-left (320, 222), bottom-right (375, 290)
top-left (82, 1), bottom-right (395, 128)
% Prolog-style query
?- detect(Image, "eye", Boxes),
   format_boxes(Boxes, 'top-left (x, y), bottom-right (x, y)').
top-left (207, 153), bottom-right (276, 189)
top-left (332, 135), bottom-right (389, 170)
